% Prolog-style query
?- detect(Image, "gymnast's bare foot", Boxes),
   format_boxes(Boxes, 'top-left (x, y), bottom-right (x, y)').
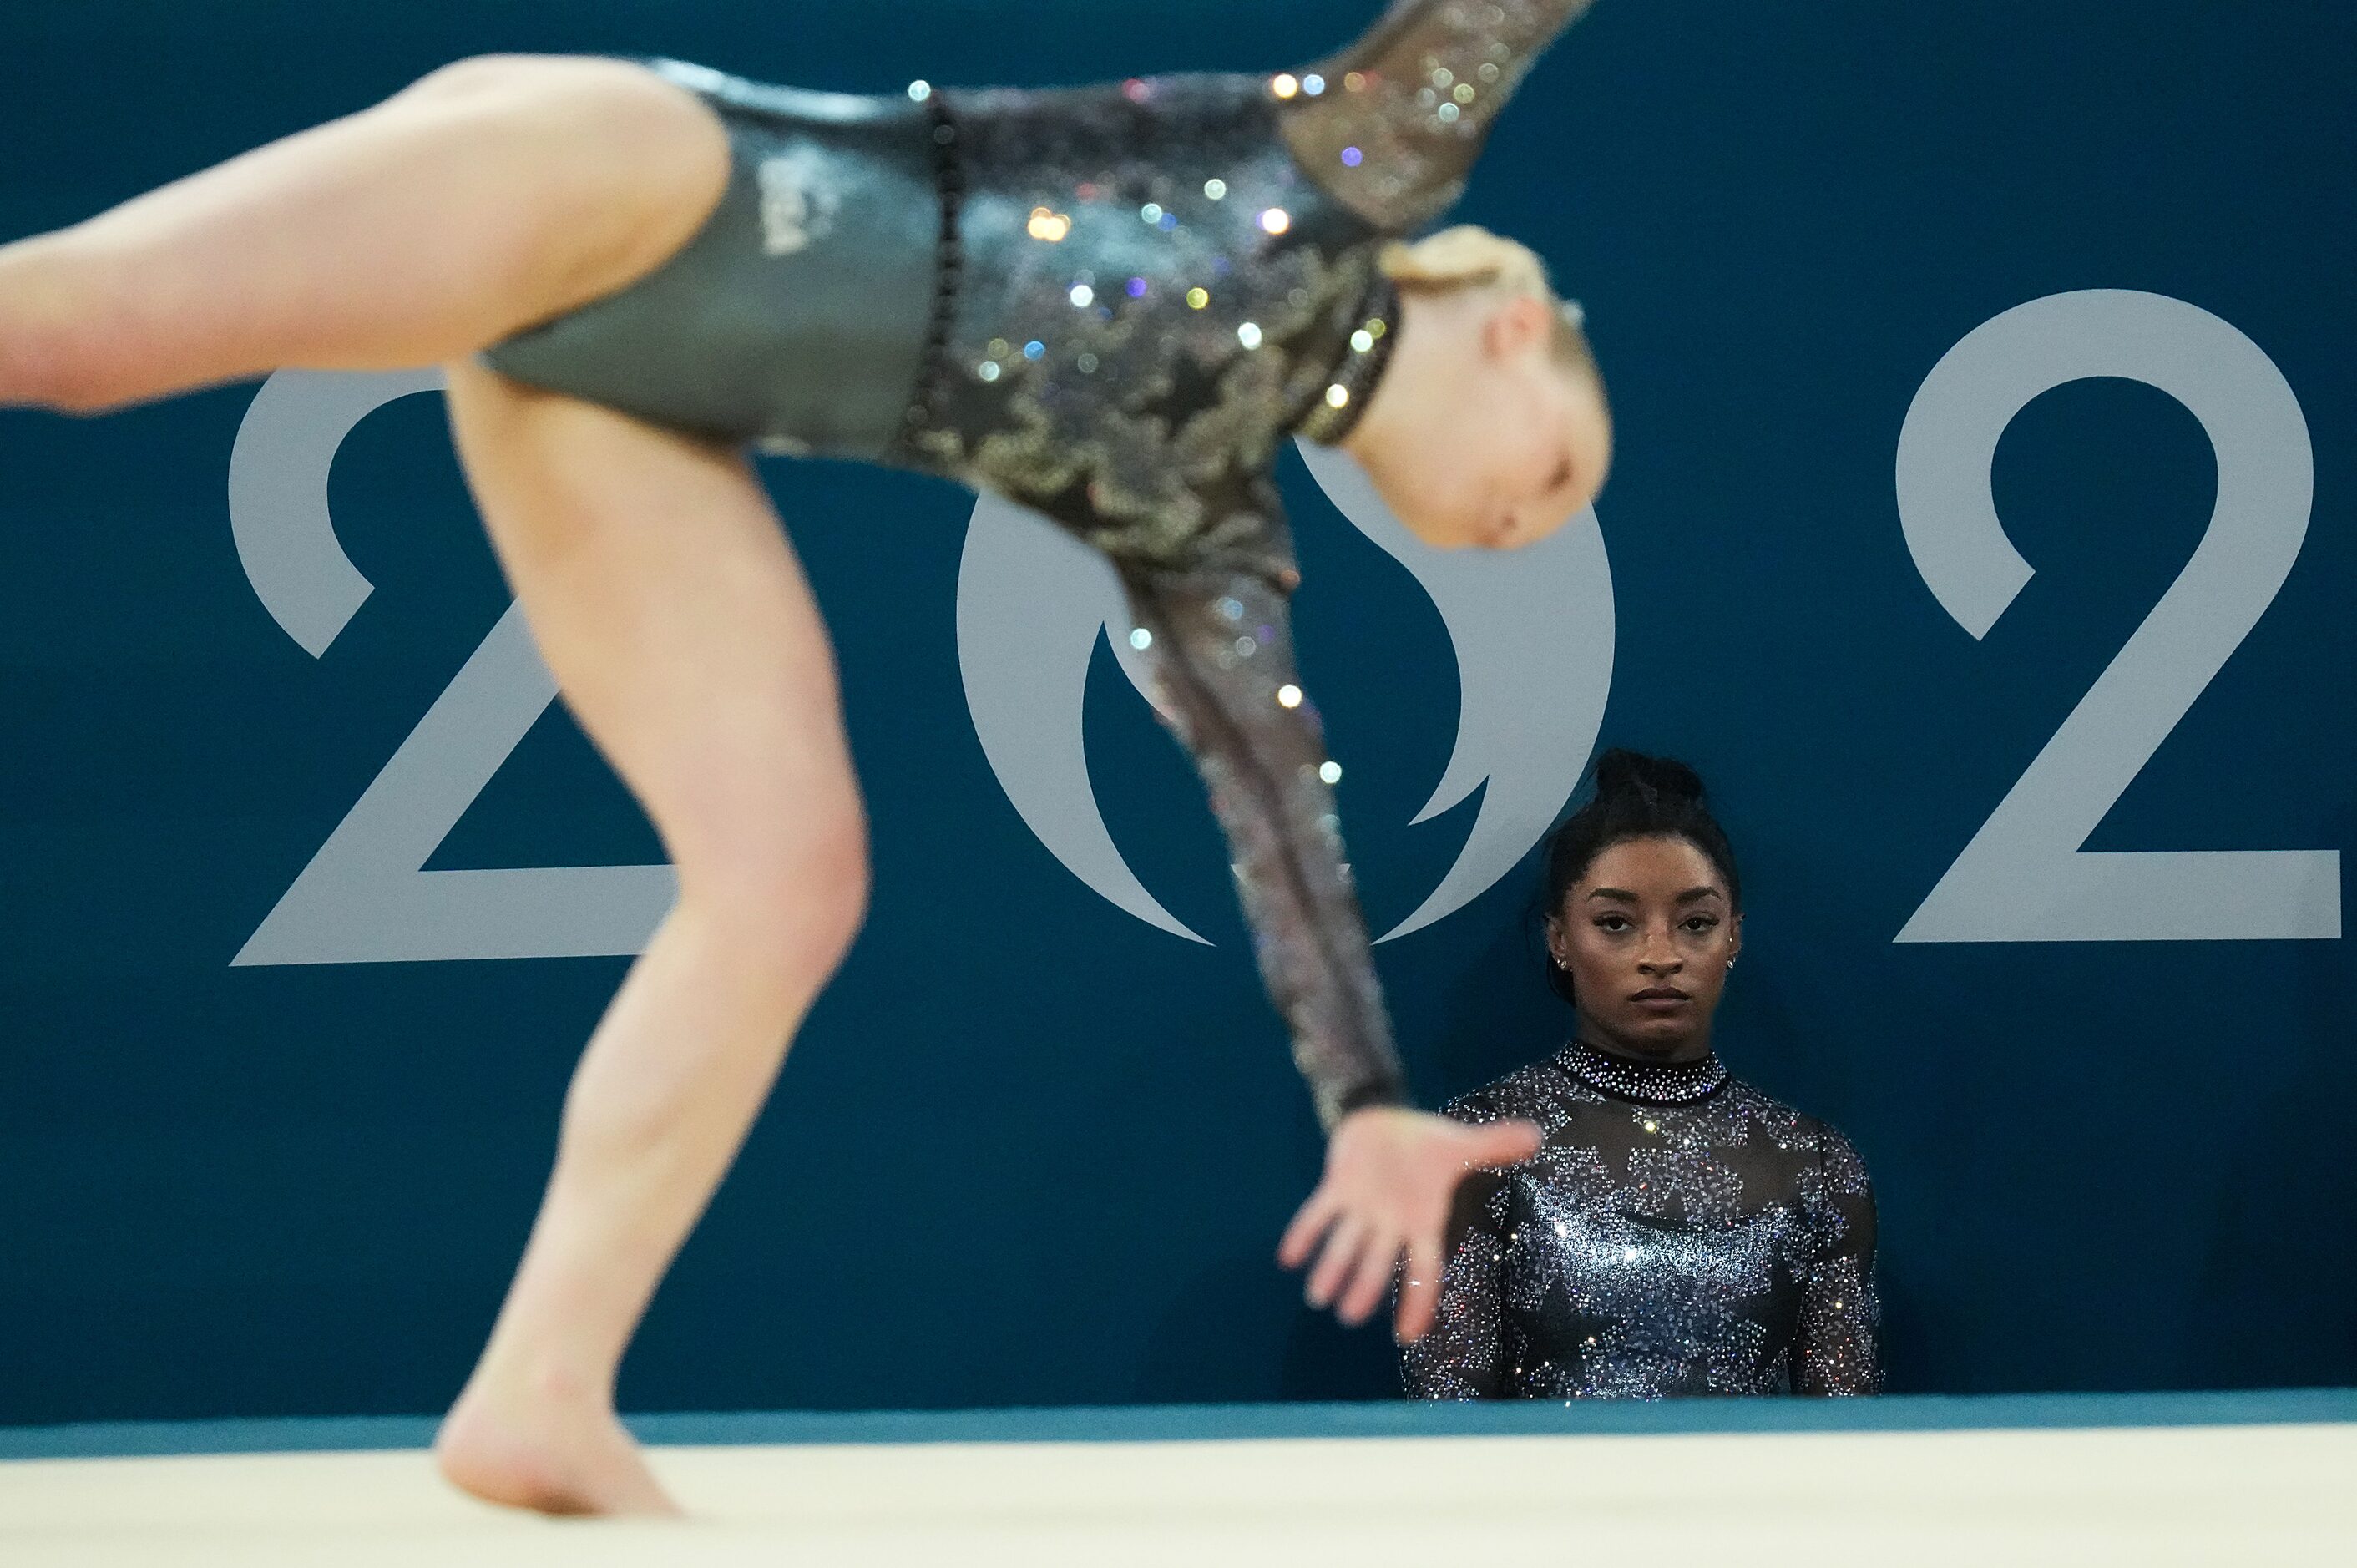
top-left (434, 1373), bottom-right (680, 1517)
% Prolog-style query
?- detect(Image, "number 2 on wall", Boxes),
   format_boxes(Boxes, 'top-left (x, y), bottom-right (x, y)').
top-left (225, 369), bottom-right (675, 966)
top-left (1894, 289), bottom-right (2338, 943)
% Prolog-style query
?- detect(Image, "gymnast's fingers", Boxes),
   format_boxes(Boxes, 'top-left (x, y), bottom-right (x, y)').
top-left (1277, 1183), bottom-right (1342, 1271)
top-left (1462, 1117), bottom-right (1542, 1171)
top-left (1394, 1237), bottom-right (1447, 1343)
top-left (1304, 1217), bottom-right (1368, 1309)
top-left (1335, 1229), bottom-right (1402, 1327)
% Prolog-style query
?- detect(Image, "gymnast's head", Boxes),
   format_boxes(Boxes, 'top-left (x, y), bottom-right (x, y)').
top-left (1341, 225), bottom-right (1611, 551)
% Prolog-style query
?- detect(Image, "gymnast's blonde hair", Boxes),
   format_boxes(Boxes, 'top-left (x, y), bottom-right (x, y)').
top-left (1378, 225), bottom-right (1597, 379)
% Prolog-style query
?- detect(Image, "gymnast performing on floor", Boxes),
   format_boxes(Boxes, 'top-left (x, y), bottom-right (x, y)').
top-left (0, 0), bottom-right (1611, 1515)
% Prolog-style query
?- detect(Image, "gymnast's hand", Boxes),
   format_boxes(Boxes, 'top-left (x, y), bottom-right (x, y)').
top-left (1277, 1107), bottom-right (1542, 1342)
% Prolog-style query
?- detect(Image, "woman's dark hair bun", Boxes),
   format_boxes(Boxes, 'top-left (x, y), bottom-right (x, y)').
top-left (1592, 748), bottom-right (1706, 808)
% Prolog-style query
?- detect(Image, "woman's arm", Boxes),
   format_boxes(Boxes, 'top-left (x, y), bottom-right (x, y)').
top-left (1399, 1161), bottom-right (1512, 1397)
top-left (1117, 559), bottom-right (1406, 1127)
top-left (1792, 1129), bottom-right (1884, 1395)
top-left (1281, 0), bottom-right (1603, 232)
top-left (1119, 554), bottom-right (1540, 1335)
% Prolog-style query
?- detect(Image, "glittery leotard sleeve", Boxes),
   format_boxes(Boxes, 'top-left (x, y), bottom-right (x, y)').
top-left (1282, 0), bottom-right (1602, 231)
top-left (1792, 1127), bottom-right (1882, 1394)
top-left (1119, 553), bottom-right (1407, 1128)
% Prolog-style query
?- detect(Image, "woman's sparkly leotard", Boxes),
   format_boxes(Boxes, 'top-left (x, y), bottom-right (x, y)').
top-left (485, 2), bottom-right (1600, 1128)
top-left (1401, 1041), bottom-right (1882, 1398)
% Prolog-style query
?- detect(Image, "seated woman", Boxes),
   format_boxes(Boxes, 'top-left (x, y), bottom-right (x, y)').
top-left (1401, 750), bottom-right (1880, 1399)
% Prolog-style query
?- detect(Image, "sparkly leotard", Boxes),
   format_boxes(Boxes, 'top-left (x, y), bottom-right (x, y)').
top-left (1401, 1041), bottom-right (1882, 1398)
top-left (485, 2), bottom-right (1600, 1127)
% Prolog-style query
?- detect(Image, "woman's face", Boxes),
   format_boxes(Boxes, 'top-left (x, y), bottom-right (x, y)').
top-left (1549, 835), bottom-right (1742, 1061)
top-left (1356, 292), bottom-right (1611, 550)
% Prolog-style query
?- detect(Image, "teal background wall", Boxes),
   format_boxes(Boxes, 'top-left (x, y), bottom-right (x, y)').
top-left (1, 2), bottom-right (2350, 1423)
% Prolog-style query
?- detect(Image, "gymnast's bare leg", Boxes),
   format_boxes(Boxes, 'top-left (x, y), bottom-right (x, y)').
top-left (0, 56), bottom-right (725, 406)
top-left (432, 366), bottom-right (867, 1515)
top-left (0, 58), bottom-right (858, 1515)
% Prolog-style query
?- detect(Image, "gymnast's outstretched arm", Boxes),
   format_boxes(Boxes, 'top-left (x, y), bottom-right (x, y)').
top-left (1118, 561), bottom-right (1403, 1128)
top-left (1119, 547), bottom-right (1538, 1336)
top-left (1282, 0), bottom-right (1603, 232)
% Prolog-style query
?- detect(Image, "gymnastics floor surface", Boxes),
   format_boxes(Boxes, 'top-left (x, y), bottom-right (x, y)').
top-left (4, 1391), bottom-right (2350, 1565)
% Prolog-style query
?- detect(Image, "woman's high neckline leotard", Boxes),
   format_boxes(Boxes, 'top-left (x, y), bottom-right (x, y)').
top-left (1404, 1043), bottom-right (1883, 1399)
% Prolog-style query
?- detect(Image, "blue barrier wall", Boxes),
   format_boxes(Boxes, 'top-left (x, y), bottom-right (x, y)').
top-left (3, 1), bottom-right (2351, 1424)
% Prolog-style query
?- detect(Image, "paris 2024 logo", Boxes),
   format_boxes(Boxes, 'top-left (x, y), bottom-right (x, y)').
top-left (219, 290), bottom-right (2331, 965)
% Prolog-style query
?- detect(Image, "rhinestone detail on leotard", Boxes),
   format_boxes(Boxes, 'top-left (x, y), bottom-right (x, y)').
top-left (1555, 1039), bottom-right (1729, 1106)
top-left (1404, 1051), bottom-right (1881, 1399)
